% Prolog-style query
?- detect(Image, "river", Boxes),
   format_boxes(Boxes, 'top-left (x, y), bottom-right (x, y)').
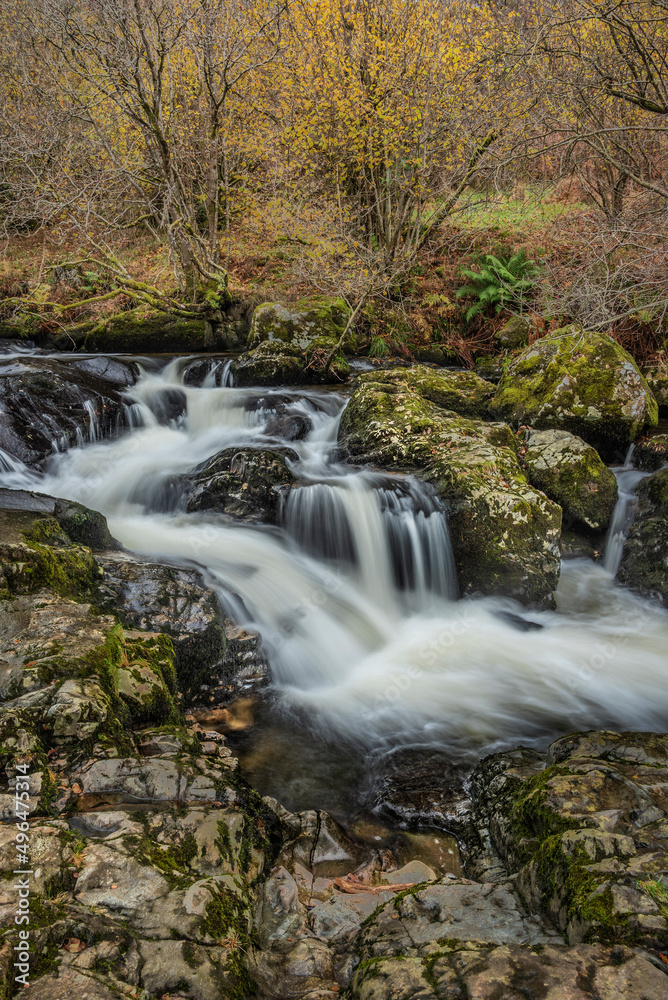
top-left (2, 353), bottom-right (668, 776)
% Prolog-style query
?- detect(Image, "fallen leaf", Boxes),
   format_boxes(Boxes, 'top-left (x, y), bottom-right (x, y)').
top-left (63, 937), bottom-right (85, 953)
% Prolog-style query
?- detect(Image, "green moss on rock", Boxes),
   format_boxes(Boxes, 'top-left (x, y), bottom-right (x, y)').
top-left (339, 372), bottom-right (562, 605)
top-left (491, 327), bottom-right (658, 458)
top-left (522, 428), bottom-right (618, 532)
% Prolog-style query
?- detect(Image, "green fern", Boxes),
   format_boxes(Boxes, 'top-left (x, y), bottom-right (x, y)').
top-left (456, 249), bottom-right (539, 323)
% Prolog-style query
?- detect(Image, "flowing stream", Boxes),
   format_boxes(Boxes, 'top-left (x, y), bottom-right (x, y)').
top-left (3, 355), bottom-right (668, 766)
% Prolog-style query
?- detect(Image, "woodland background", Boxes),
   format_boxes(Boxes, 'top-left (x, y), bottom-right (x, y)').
top-left (1, 0), bottom-right (668, 366)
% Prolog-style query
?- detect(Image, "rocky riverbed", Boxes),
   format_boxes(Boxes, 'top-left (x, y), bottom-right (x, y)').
top-left (0, 319), bottom-right (667, 998)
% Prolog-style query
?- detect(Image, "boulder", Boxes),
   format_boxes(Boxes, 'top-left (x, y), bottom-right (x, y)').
top-left (0, 357), bottom-right (127, 466)
top-left (522, 428), bottom-right (618, 532)
top-left (185, 447), bottom-right (296, 523)
top-left (248, 298), bottom-right (352, 351)
top-left (491, 328), bottom-right (658, 459)
top-left (495, 314), bottom-right (533, 349)
top-left (351, 365), bottom-right (495, 419)
top-left (235, 298), bottom-right (354, 386)
top-left (467, 731), bottom-right (668, 949)
top-left (339, 371), bottom-right (562, 605)
top-left (96, 552), bottom-right (227, 703)
top-left (617, 467), bottom-right (668, 605)
top-left (632, 433), bottom-right (668, 472)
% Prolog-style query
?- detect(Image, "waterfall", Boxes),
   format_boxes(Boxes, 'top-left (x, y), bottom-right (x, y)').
top-left (602, 445), bottom-right (652, 575)
top-left (1, 355), bottom-right (667, 755)
top-left (284, 476), bottom-right (456, 612)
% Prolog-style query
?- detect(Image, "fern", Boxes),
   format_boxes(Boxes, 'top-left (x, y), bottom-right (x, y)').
top-left (456, 249), bottom-right (539, 322)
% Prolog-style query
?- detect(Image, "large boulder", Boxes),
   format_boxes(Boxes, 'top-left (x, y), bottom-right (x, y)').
top-left (339, 369), bottom-right (562, 605)
top-left (0, 356), bottom-right (127, 466)
top-left (351, 365), bottom-right (495, 419)
top-left (248, 298), bottom-right (352, 351)
top-left (467, 731), bottom-right (668, 950)
top-left (184, 447), bottom-right (296, 523)
top-left (522, 429), bottom-right (618, 532)
top-left (235, 298), bottom-right (353, 385)
top-left (491, 328), bottom-right (658, 459)
top-left (617, 467), bottom-right (668, 605)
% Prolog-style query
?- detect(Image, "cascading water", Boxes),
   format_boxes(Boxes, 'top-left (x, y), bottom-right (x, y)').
top-left (2, 355), bottom-right (668, 757)
top-left (603, 445), bottom-right (653, 575)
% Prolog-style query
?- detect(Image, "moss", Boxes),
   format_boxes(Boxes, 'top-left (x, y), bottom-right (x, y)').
top-left (491, 327), bottom-right (658, 458)
top-left (223, 949), bottom-right (257, 1000)
top-left (215, 820), bottom-right (235, 867)
top-left (0, 538), bottom-right (102, 599)
top-left (21, 517), bottom-right (71, 547)
top-left (201, 883), bottom-right (249, 940)
top-left (35, 767), bottom-right (59, 816)
top-left (128, 836), bottom-right (194, 889)
top-left (339, 378), bottom-right (562, 605)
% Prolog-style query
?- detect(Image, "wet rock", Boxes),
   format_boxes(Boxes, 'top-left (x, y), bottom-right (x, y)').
top-left (490, 328), bottom-right (658, 460)
top-left (265, 411), bottom-right (313, 441)
top-left (185, 446), bottom-right (296, 523)
top-left (96, 551), bottom-right (227, 702)
top-left (339, 372), bottom-right (562, 605)
top-left (370, 749), bottom-right (473, 834)
top-left (468, 731), bottom-right (668, 949)
top-left (53, 498), bottom-right (118, 550)
top-left (522, 428), bottom-right (618, 532)
top-left (0, 357), bottom-right (126, 466)
top-left (143, 385), bottom-right (188, 425)
top-left (67, 355), bottom-right (140, 387)
top-left (617, 467), bottom-right (668, 605)
top-left (633, 433), bottom-right (668, 472)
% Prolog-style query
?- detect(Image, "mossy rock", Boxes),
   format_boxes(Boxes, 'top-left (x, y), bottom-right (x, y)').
top-left (234, 337), bottom-right (348, 386)
top-left (52, 498), bottom-right (118, 551)
top-left (470, 732), bottom-right (668, 949)
top-left (490, 327), bottom-right (658, 459)
top-left (351, 366), bottom-right (495, 419)
top-left (247, 298), bottom-right (352, 351)
top-left (495, 315), bottom-right (533, 349)
top-left (617, 467), bottom-right (668, 605)
top-left (339, 374), bottom-right (562, 606)
top-left (522, 429), bottom-right (618, 533)
top-left (632, 434), bottom-right (668, 472)
top-left (642, 369), bottom-right (668, 415)
top-left (234, 341), bottom-right (305, 386)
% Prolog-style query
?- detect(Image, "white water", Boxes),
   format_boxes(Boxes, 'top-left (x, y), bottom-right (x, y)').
top-left (2, 356), bottom-right (668, 755)
top-left (603, 445), bottom-right (652, 575)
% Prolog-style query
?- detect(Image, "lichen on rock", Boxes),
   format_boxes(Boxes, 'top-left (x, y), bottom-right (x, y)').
top-left (339, 369), bottom-right (562, 605)
top-left (522, 428), bottom-right (618, 533)
top-left (491, 327), bottom-right (658, 459)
